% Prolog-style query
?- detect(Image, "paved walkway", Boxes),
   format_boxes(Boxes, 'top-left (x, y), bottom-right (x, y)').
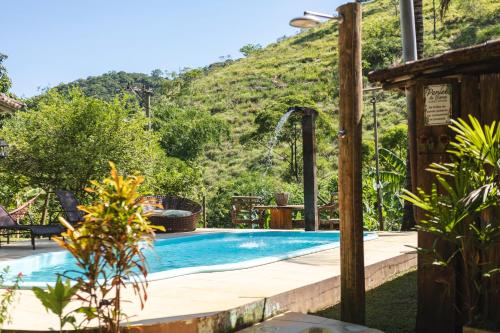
top-left (237, 312), bottom-right (383, 333)
top-left (0, 230), bottom-right (417, 331)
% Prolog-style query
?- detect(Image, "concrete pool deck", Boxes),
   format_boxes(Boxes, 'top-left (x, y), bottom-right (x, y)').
top-left (0, 229), bottom-right (417, 332)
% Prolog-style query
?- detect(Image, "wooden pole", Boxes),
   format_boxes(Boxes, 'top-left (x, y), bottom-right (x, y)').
top-left (337, 2), bottom-right (365, 325)
top-left (202, 194), bottom-right (207, 228)
top-left (145, 91), bottom-right (152, 131)
top-left (300, 107), bottom-right (319, 231)
top-left (370, 90), bottom-right (384, 231)
top-left (41, 191), bottom-right (51, 225)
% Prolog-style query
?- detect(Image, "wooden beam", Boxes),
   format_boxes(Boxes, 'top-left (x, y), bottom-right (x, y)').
top-left (368, 39), bottom-right (500, 83)
top-left (337, 2), bottom-right (365, 325)
top-left (301, 107), bottom-right (319, 231)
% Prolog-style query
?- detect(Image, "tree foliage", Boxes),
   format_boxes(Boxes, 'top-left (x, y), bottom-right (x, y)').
top-left (0, 89), bottom-right (168, 194)
top-left (379, 124), bottom-right (408, 159)
top-left (53, 71), bottom-right (165, 101)
top-left (239, 44), bottom-right (262, 57)
top-left (153, 100), bottom-right (229, 161)
top-left (0, 53), bottom-right (12, 94)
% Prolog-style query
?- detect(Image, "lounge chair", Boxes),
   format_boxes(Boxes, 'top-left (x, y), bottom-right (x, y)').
top-left (54, 190), bottom-right (85, 225)
top-left (0, 196), bottom-right (65, 250)
top-left (139, 195), bottom-right (201, 232)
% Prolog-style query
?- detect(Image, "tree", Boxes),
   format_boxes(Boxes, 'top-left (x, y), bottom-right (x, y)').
top-left (153, 100), bottom-right (229, 161)
top-left (162, 68), bottom-right (204, 100)
top-left (0, 89), bottom-right (166, 194)
top-left (239, 44), bottom-right (262, 57)
top-left (53, 71), bottom-right (166, 101)
top-left (150, 69), bottom-right (164, 78)
top-left (380, 124), bottom-right (408, 159)
top-left (0, 53), bottom-right (12, 94)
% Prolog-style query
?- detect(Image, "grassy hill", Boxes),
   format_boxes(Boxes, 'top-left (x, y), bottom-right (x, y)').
top-left (177, 0), bottom-right (499, 188)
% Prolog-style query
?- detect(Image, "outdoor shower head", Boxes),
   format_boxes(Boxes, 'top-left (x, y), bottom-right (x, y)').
top-left (288, 106), bottom-right (318, 117)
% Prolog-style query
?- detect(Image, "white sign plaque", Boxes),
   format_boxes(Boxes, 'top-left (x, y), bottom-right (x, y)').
top-left (424, 84), bottom-right (452, 126)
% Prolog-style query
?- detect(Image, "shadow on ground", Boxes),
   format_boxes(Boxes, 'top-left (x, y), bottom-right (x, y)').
top-left (315, 270), bottom-right (417, 333)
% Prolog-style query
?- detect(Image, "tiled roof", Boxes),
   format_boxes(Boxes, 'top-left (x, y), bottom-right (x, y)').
top-left (0, 93), bottom-right (25, 111)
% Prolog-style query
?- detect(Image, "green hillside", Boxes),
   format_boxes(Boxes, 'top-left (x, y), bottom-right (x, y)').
top-left (44, 0), bottom-right (499, 227)
top-left (173, 0), bottom-right (499, 220)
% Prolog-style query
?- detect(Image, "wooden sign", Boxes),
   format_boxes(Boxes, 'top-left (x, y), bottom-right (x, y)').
top-left (424, 84), bottom-right (452, 126)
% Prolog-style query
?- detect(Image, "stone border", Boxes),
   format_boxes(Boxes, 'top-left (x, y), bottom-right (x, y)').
top-left (4, 252), bottom-right (415, 333)
top-left (130, 252), bottom-right (416, 332)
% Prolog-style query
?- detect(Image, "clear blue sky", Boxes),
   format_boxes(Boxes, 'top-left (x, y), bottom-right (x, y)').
top-left (3, 0), bottom-right (342, 97)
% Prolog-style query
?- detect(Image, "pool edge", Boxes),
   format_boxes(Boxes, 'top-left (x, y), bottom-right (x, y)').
top-left (8, 231), bottom-right (378, 289)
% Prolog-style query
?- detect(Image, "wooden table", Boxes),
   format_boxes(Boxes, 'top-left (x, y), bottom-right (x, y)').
top-left (254, 205), bottom-right (304, 229)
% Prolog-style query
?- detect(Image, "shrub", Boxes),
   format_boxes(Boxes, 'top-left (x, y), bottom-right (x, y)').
top-left (54, 163), bottom-right (162, 332)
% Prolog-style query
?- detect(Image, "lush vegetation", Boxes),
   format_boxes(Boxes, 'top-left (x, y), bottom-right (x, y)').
top-left (0, 89), bottom-right (212, 215)
top-left (0, 0), bottom-right (498, 230)
top-left (161, 0), bottom-right (498, 228)
top-left (52, 70), bottom-right (166, 102)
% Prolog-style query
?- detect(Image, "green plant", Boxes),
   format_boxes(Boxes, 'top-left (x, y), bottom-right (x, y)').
top-left (378, 148), bottom-right (406, 230)
top-left (402, 116), bottom-right (500, 327)
top-left (0, 89), bottom-right (161, 194)
top-left (54, 163), bottom-right (163, 333)
top-left (0, 267), bottom-right (22, 330)
top-left (32, 276), bottom-right (79, 332)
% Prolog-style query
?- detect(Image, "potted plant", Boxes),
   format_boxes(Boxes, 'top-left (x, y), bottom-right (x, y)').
top-left (403, 116), bottom-right (500, 332)
top-left (274, 192), bottom-right (289, 206)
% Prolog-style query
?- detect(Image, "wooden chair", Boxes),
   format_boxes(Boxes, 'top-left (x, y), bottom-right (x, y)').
top-left (230, 196), bottom-right (264, 228)
top-left (318, 193), bottom-right (340, 230)
top-left (292, 193), bottom-right (339, 230)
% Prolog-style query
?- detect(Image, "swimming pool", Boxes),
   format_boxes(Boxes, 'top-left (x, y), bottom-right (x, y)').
top-left (0, 231), bottom-right (377, 287)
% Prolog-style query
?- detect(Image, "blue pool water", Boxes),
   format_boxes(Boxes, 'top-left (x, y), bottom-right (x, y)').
top-left (0, 231), bottom-right (377, 287)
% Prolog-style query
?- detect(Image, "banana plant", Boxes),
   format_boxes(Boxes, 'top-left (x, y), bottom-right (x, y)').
top-left (370, 147), bottom-right (406, 230)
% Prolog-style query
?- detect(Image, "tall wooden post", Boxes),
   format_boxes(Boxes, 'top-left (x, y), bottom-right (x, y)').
top-left (337, 2), bottom-right (365, 325)
top-left (145, 91), bottom-right (152, 131)
top-left (300, 107), bottom-right (319, 231)
top-left (203, 194), bottom-right (207, 228)
top-left (41, 191), bottom-right (51, 225)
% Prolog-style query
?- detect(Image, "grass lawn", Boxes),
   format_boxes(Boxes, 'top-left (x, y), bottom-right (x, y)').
top-left (315, 270), bottom-right (417, 333)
